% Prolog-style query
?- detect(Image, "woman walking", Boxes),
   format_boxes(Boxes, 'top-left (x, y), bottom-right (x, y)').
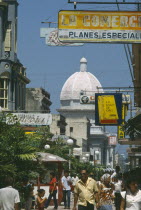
top-left (120, 176), bottom-right (141, 210)
top-left (45, 172), bottom-right (58, 209)
top-left (98, 174), bottom-right (114, 210)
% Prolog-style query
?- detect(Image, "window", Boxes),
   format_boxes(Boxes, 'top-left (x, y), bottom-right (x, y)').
top-left (70, 127), bottom-right (73, 132)
top-left (4, 21), bottom-right (12, 52)
top-left (0, 79), bottom-right (8, 109)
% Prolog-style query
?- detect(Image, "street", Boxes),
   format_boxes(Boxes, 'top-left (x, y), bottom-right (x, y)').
top-left (45, 199), bottom-right (116, 210)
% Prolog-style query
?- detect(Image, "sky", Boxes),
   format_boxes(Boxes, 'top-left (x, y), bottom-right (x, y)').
top-left (17, 0), bottom-right (137, 154)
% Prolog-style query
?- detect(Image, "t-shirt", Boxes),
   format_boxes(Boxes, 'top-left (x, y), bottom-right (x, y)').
top-left (72, 176), bottom-right (79, 186)
top-left (49, 177), bottom-right (57, 191)
top-left (61, 176), bottom-right (72, 190)
top-left (0, 186), bottom-right (20, 210)
top-left (121, 190), bottom-right (141, 210)
top-left (114, 180), bottom-right (122, 192)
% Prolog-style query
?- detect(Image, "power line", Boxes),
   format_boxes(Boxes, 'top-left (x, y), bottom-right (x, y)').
top-left (115, 0), bottom-right (135, 84)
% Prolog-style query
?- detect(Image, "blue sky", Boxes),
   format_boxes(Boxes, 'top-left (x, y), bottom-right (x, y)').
top-left (17, 0), bottom-right (136, 154)
top-left (17, 0), bottom-right (134, 112)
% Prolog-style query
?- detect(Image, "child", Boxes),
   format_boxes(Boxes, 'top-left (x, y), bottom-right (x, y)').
top-left (36, 189), bottom-right (47, 210)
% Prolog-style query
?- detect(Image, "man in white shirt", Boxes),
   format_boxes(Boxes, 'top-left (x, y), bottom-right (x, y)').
top-left (61, 170), bottom-right (72, 209)
top-left (0, 177), bottom-right (20, 210)
top-left (72, 173), bottom-right (79, 187)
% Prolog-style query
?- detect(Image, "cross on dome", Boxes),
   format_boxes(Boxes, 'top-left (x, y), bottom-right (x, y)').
top-left (80, 57), bottom-right (87, 72)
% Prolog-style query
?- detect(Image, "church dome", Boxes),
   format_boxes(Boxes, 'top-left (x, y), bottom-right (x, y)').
top-left (60, 57), bottom-right (103, 101)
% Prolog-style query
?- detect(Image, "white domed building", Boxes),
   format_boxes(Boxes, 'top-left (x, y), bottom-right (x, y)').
top-left (57, 58), bottom-right (112, 166)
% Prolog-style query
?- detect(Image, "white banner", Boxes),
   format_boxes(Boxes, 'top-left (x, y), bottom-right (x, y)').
top-left (6, 113), bottom-right (52, 125)
top-left (73, 148), bottom-right (82, 156)
top-left (108, 136), bottom-right (117, 145)
top-left (59, 29), bottom-right (141, 43)
top-left (40, 28), bottom-right (83, 46)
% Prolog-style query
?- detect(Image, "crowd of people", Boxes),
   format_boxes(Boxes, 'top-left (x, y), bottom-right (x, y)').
top-left (0, 166), bottom-right (141, 210)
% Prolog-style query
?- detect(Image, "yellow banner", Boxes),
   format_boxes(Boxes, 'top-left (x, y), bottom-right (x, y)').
top-left (118, 126), bottom-right (125, 139)
top-left (59, 11), bottom-right (141, 31)
top-left (98, 95), bottom-right (119, 124)
top-left (25, 132), bottom-right (36, 135)
top-left (117, 105), bottom-right (125, 138)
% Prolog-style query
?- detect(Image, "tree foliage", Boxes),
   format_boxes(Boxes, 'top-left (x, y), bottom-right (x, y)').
top-left (0, 120), bottom-right (39, 187)
top-left (0, 117), bottom-right (105, 187)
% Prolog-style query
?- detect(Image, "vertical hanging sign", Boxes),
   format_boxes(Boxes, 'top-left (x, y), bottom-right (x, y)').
top-left (95, 93), bottom-right (122, 125)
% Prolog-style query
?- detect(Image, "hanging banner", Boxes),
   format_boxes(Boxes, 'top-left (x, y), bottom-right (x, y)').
top-left (118, 126), bottom-right (125, 139)
top-left (108, 136), bottom-right (117, 145)
top-left (6, 113), bottom-right (52, 126)
top-left (118, 104), bottom-right (125, 139)
top-left (95, 93), bottom-right (122, 125)
top-left (40, 27), bottom-right (83, 46)
top-left (58, 10), bottom-right (141, 43)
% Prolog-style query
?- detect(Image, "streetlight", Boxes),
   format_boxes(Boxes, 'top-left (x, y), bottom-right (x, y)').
top-left (36, 144), bottom-right (51, 190)
top-left (44, 144), bottom-right (50, 150)
top-left (85, 153), bottom-right (90, 162)
top-left (82, 156), bottom-right (86, 162)
top-left (94, 150), bottom-right (99, 165)
top-left (67, 139), bottom-right (73, 172)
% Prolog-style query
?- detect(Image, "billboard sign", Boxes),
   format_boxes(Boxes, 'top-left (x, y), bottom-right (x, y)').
top-left (58, 10), bottom-right (141, 43)
top-left (122, 94), bottom-right (131, 104)
top-left (80, 95), bottom-right (95, 104)
top-left (108, 136), bottom-right (117, 145)
top-left (6, 113), bottom-right (52, 126)
top-left (73, 148), bottom-right (82, 156)
top-left (95, 93), bottom-right (122, 125)
top-left (40, 27), bottom-right (83, 46)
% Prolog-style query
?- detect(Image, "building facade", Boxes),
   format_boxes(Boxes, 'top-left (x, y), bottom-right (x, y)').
top-left (0, 0), bottom-right (30, 111)
top-left (58, 57), bottom-right (114, 166)
top-left (26, 88), bottom-right (52, 113)
top-left (50, 114), bottom-right (66, 135)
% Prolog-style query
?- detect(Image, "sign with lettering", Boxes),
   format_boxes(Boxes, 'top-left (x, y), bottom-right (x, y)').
top-left (95, 93), bottom-right (122, 125)
top-left (40, 27), bottom-right (83, 46)
top-left (6, 113), bottom-right (52, 126)
top-left (73, 148), bottom-right (82, 156)
top-left (118, 105), bottom-right (125, 139)
top-left (58, 10), bottom-right (141, 43)
top-left (108, 136), bottom-right (117, 145)
top-left (122, 94), bottom-right (131, 104)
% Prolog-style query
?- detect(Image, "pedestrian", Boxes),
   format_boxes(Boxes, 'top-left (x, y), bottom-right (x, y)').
top-left (101, 169), bottom-right (111, 182)
top-left (0, 176), bottom-right (20, 210)
top-left (112, 175), bottom-right (122, 210)
top-left (71, 173), bottom-right (79, 198)
top-left (111, 166), bottom-right (121, 182)
top-left (120, 176), bottom-right (141, 210)
top-left (36, 189), bottom-right (47, 210)
top-left (72, 169), bottom-right (99, 210)
top-left (98, 174), bottom-right (114, 210)
top-left (21, 176), bottom-right (34, 210)
top-left (61, 170), bottom-right (72, 209)
top-left (44, 172), bottom-right (58, 209)
top-left (72, 173), bottom-right (79, 189)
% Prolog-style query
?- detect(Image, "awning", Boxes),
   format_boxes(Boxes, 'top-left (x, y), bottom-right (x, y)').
top-left (36, 152), bottom-right (67, 163)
